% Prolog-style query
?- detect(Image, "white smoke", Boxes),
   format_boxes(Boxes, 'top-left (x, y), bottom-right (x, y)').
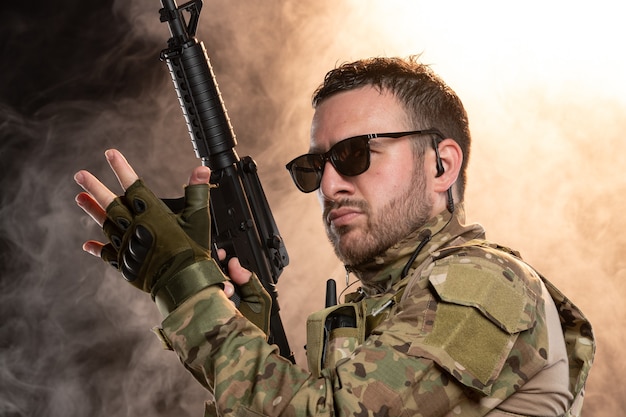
top-left (1, 0), bottom-right (623, 416)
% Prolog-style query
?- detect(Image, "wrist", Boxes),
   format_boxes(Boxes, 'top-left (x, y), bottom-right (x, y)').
top-left (153, 259), bottom-right (228, 316)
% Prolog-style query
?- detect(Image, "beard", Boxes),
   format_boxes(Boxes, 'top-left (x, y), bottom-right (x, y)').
top-left (323, 164), bottom-right (433, 267)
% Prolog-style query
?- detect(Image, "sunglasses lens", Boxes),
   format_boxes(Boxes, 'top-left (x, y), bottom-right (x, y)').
top-left (287, 136), bottom-right (371, 193)
top-left (288, 154), bottom-right (324, 193)
top-left (331, 137), bottom-right (370, 176)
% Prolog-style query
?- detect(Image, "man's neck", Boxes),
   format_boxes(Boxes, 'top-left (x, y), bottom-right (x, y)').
top-left (348, 204), bottom-right (484, 295)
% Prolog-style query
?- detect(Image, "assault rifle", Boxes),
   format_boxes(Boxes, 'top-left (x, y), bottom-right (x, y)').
top-left (158, 0), bottom-right (294, 363)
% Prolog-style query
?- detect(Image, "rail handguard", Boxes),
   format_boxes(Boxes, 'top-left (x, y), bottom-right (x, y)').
top-left (158, 0), bottom-right (294, 363)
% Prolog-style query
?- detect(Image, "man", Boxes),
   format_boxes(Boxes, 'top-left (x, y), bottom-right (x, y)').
top-left (75, 57), bottom-right (594, 416)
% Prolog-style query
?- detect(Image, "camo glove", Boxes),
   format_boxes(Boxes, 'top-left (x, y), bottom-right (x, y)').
top-left (100, 179), bottom-right (227, 316)
top-left (235, 272), bottom-right (272, 337)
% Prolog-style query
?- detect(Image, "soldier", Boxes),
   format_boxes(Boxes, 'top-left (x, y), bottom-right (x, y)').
top-left (75, 57), bottom-right (594, 416)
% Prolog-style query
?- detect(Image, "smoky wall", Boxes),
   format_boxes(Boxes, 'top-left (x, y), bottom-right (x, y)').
top-left (1, 0), bottom-right (623, 416)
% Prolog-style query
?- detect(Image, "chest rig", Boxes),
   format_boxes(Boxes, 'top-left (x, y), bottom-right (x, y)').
top-left (306, 271), bottom-right (415, 378)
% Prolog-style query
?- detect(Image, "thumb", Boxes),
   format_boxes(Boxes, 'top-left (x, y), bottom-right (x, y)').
top-left (178, 166), bottom-right (212, 249)
top-left (188, 166), bottom-right (211, 185)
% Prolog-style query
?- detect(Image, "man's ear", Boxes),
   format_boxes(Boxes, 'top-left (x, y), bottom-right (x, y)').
top-left (433, 138), bottom-right (463, 193)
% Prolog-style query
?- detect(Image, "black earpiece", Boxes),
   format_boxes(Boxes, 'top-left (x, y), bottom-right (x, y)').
top-left (432, 137), bottom-right (454, 213)
top-left (433, 138), bottom-right (445, 177)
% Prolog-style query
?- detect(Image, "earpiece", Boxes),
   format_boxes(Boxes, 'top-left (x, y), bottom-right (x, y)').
top-left (433, 138), bottom-right (445, 177)
top-left (432, 137), bottom-right (454, 213)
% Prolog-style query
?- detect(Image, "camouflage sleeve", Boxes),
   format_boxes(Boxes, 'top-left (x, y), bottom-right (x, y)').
top-left (159, 285), bottom-right (485, 416)
top-left (160, 287), bottom-right (328, 415)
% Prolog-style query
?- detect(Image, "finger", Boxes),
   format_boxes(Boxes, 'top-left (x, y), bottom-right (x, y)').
top-left (82, 240), bottom-right (105, 257)
top-left (74, 170), bottom-right (118, 210)
top-left (188, 165), bottom-right (212, 186)
top-left (227, 257), bottom-right (252, 285)
top-left (216, 248), bottom-right (227, 261)
top-left (76, 192), bottom-right (107, 226)
top-left (223, 281), bottom-right (235, 298)
top-left (105, 149), bottom-right (140, 190)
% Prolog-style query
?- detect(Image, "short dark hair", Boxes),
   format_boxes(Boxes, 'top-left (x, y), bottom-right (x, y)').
top-left (312, 56), bottom-right (471, 200)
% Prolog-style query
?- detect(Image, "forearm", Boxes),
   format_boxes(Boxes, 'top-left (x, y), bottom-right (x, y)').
top-left (160, 287), bottom-right (329, 415)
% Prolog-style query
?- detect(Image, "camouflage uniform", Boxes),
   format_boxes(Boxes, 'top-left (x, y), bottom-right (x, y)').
top-left (156, 205), bottom-right (594, 416)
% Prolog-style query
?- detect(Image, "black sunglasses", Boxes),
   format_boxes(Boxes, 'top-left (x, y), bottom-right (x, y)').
top-left (285, 129), bottom-right (444, 193)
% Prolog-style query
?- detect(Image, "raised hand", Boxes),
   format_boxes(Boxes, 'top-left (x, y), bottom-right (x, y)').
top-left (74, 149), bottom-right (229, 314)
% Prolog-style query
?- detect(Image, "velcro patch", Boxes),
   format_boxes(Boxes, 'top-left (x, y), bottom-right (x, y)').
top-left (411, 246), bottom-right (541, 392)
top-left (429, 257), bottom-right (538, 333)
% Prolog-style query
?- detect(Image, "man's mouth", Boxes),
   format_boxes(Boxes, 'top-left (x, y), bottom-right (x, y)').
top-left (326, 206), bottom-right (364, 228)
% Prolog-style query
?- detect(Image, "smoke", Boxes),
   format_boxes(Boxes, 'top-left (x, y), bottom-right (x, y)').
top-left (1, 0), bottom-right (624, 416)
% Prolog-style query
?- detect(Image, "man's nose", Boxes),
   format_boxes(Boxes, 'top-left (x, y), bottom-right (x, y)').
top-left (318, 160), bottom-right (355, 200)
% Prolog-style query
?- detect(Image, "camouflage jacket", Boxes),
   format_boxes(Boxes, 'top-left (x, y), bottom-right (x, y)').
top-left (157, 205), bottom-right (595, 416)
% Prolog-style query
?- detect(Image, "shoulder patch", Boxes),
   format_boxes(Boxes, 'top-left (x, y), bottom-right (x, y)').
top-left (429, 244), bottom-right (541, 333)
top-left (408, 244), bottom-right (543, 393)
